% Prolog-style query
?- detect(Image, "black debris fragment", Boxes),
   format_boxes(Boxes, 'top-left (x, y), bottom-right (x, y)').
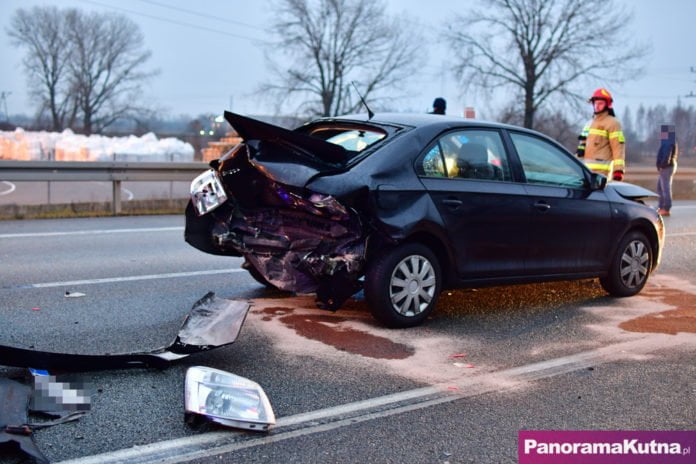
top-left (0, 293), bottom-right (250, 371)
top-left (0, 377), bottom-right (49, 464)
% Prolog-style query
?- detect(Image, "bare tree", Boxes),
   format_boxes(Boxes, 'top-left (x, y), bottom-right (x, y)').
top-left (265, 0), bottom-right (420, 117)
top-left (7, 7), bottom-right (155, 134)
top-left (65, 10), bottom-right (156, 134)
top-left (8, 6), bottom-right (76, 131)
top-left (448, 0), bottom-right (647, 129)
top-left (498, 103), bottom-right (579, 150)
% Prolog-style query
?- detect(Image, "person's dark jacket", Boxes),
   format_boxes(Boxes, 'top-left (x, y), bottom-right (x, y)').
top-left (656, 141), bottom-right (678, 168)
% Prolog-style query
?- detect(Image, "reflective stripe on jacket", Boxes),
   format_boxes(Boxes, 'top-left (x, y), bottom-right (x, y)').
top-left (584, 159), bottom-right (615, 178)
top-left (578, 112), bottom-right (626, 178)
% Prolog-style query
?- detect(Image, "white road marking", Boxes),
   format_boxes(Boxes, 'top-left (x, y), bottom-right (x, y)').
top-left (0, 181), bottom-right (16, 196)
top-left (11, 268), bottom-right (244, 289)
top-left (0, 226), bottom-right (184, 239)
top-left (668, 232), bottom-right (696, 237)
top-left (57, 336), bottom-right (695, 464)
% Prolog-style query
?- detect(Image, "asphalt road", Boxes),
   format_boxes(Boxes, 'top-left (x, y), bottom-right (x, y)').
top-left (0, 203), bottom-right (695, 463)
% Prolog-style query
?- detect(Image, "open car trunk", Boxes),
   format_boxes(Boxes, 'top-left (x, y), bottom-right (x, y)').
top-left (185, 113), bottom-right (368, 309)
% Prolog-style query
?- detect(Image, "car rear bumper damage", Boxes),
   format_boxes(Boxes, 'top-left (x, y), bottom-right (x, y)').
top-left (185, 155), bottom-right (367, 309)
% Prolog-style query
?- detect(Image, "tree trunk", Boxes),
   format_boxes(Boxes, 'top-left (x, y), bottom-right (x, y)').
top-left (83, 110), bottom-right (92, 135)
top-left (49, 88), bottom-right (62, 132)
top-left (524, 84), bottom-right (535, 129)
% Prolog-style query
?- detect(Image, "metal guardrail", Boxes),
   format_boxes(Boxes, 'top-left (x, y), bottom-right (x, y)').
top-left (0, 160), bottom-right (208, 214)
top-left (1, 161), bottom-right (695, 214)
top-left (0, 160), bottom-right (208, 181)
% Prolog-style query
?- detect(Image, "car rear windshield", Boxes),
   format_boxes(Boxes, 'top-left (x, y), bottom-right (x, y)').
top-left (304, 126), bottom-right (387, 154)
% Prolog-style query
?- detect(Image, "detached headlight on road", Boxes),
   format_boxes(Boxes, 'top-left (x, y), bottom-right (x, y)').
top-left (184, 366), bottom-right (276, 432)
top-left (190, 169), bottom-right (228, 216)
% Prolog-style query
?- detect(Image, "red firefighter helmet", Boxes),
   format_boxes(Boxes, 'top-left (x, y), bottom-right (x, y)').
top-left (588, 88), bottom-right (613, 108)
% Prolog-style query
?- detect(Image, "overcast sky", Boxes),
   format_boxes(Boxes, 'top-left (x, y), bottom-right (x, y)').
top-left (1, 0), bottom-right (695, 121)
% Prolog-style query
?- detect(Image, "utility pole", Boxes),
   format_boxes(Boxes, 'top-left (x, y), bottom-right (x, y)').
top-left (0, 92), bottom-right (11, 122)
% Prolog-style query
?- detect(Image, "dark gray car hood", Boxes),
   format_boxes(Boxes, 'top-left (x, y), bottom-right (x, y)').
top-left (607, 182), bottom-right (658, 200)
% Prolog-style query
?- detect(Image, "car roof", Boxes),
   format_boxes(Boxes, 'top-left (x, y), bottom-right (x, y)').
top-left (317, 112), bottom-right (527, 131)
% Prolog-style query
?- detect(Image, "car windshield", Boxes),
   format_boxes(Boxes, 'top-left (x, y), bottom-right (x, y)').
top-left (305, 126), bottom-right (387, 153)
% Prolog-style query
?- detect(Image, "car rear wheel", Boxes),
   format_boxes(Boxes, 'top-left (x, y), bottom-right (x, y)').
top-left (599, 231), bottom-right (652, 297)
top-left (365, 243), bottom-right (442, 328)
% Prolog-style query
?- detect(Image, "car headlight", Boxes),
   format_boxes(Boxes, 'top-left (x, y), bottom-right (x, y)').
top-left (190, 169), bottom-right (228, 216)
top-left (184, 366), bottom-right (276, 432)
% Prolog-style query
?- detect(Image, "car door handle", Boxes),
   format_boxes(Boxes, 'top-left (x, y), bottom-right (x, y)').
top-left (442, 198), bottom-right (463, 208)
top-left (533, 201), bottom-right (551, 212)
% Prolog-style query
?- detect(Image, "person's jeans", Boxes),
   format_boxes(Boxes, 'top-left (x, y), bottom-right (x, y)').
top-left (656, 164), bottom-right (677, 211)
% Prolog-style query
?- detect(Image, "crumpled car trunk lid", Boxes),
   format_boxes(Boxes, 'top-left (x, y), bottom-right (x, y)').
top-left (223, 111), bottom-right (347, 188)
top-left (186, 114), bottom-right (367, 309)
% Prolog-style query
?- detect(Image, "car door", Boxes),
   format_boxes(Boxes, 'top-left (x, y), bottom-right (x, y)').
top-left (507, 131), bottom-right (612, 274)
top-left (418, 129), bottom-right (530, 278)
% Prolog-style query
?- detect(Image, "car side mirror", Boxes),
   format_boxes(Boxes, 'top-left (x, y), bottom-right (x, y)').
top-left (589, 172), bottom-right (607, 191)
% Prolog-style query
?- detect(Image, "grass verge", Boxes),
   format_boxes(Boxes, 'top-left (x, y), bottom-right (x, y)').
top-left (0, 199), bottom-right (189, 220)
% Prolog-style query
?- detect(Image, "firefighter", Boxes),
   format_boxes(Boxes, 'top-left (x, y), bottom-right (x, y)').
top-left (576, 88), bottom-right (626, 181)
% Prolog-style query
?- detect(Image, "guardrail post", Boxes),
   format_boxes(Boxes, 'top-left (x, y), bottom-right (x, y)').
top-left (112, 180), bottom-right (122, 215)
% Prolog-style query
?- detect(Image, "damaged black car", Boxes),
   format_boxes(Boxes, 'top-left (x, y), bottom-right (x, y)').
top-left (185, 112), bottom-right (665, 328)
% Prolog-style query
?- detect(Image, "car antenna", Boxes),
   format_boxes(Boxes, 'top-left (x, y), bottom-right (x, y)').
top-left (351, 81), bottom-right (374, 120)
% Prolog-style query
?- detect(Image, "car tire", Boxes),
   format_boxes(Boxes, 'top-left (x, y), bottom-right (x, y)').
top-left (364, 243), bottom-right (442, 328)
top-left (599, 230), bottom-right (652, 297)
top-left (242, 259), bottom-right (276, 289)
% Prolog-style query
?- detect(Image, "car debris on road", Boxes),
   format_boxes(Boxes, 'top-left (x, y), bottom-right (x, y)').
top-left (64, 291), bottom-right (86, 298)
top-left (185, 366), bottom-right (276, 432)
top-left (0, 292), bottom-right (249, 371)
top-left (0, 292), bottom-right (275, 462)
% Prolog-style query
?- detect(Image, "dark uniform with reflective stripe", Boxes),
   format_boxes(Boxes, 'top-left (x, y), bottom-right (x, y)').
top-left (576, 112), bottom-right (625, 180)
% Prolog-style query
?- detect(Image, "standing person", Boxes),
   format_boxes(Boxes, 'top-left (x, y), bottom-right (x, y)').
top-left (430, 97), bottom-right (446, 115)
top-left (576, 88), bottom-right (626, 181)
top-left (656, 125), bottom-right (678, 216)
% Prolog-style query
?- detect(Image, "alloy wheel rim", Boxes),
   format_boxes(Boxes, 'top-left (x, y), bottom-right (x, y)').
top-left (619, 240), bottom-right (649, 288)
top-left (389, 254), bottom-right (437, 317)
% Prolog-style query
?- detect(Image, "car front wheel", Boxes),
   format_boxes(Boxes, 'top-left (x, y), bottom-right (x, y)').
top-left (600, 230), bottom-right (652, 297)
top-left (365, 243), bottom-right (442, 328)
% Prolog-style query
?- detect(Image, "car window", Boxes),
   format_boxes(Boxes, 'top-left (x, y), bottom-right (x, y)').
top-left (307, 127), bottom-right (386, 153)
top-left (509, 132), bottom-right (585, 188)
top-left (418, 130), bottom-right (511, 181)
top-left (421, 144), bottom-right (446, 177)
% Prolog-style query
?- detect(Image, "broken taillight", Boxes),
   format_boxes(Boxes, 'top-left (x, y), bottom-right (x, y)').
top-left (190, 169), bottom-right (228, 215)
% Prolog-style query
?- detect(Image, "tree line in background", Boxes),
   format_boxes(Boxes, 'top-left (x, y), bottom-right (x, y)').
top-left (503, 102), bottom-right (696, 163)
top-left (8, 6), bottom-right (156, 135)
top-left (623, 102), bottom-right (696, 161)
top-left (7, 0), bottom-right (693, 165)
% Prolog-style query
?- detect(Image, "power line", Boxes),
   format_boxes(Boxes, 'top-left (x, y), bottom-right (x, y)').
top-left (78, 0), bottom-right (269, 44)
top-left (136, 0), bottom-right (264, 31)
